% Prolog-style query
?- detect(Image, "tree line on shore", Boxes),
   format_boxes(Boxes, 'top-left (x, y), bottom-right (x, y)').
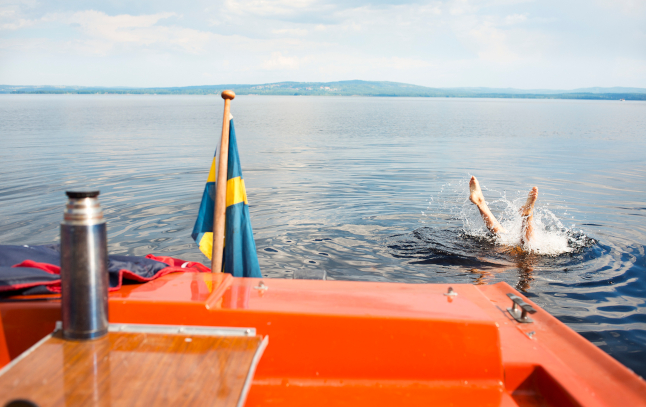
top-left (2, 81), bottom-right (645, 100)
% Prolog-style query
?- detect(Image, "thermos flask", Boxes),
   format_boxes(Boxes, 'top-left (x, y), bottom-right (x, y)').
top-left (60, 191), bottom-right (109, 340)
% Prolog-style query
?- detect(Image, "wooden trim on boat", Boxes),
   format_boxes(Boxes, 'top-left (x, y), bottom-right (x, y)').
top-left (238, 335), bottom-right (269, 407)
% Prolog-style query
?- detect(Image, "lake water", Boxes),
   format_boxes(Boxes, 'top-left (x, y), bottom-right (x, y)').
top-left (1, 94), bottom-right (645, 377)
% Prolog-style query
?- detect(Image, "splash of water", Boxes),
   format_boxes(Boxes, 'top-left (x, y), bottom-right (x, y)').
top-left (428, 178), bottom-right (593, 256)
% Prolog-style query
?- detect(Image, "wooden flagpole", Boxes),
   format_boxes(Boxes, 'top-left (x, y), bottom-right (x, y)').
top-left (211, 90), bottom-right (235, 273)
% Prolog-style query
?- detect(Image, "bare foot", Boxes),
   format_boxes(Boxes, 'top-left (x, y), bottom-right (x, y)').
top-left (520, 187), bottom-right (538, 217)
top-left (469, 176), bottom-right (485, 207)
top-left (520, 187), bottom-right (538, 245)
top-left (469, 176), bottom-right (506, 234)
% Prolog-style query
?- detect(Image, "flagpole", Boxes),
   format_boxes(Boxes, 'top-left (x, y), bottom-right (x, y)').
top-left (211, 90), bottom-right (235, 273)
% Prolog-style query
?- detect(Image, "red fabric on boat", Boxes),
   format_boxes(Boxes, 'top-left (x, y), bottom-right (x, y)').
top-left (145, 254), bottom-right (211, 272)
top-left (13, 260), bottom-right (60, 275)
top-left (2, 255), bottom-right (210, 295)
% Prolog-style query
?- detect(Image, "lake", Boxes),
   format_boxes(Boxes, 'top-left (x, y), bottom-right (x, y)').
top-left (1, 94), bottom-right (644, 377)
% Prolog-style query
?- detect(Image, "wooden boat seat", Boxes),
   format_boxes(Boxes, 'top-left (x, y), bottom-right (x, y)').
top-left (0, 324), bottom-right (267, 407)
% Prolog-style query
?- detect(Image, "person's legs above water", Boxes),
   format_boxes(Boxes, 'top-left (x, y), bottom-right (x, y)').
top-left (520, 187), bottom-right (538, 245)
top-left (469, 176), bottom-right (506, 234)
top-left (470, 176), bottom-right (538, 245)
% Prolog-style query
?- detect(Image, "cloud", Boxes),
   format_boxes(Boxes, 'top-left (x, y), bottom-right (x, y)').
top-left (0, 7), bottom-right (37, 30)
top-left (0, 37), bottom-right (47, 50)
top-left (504, 13), bottom-right (527, 25)
top-left (1, 0), bottom-right (645, 88)
top-left (70, 10), bottom-right (178, 36)
top-left (1, 9), bottom-right (215, 54)
top-left (272, 28), bottom-right (308, 36)
top-left (381, 56), bottom-right (436, 70)
top-left (1, 17), bottom-right (34, 30)
top-left (56, 10), bottom-right (212, 54)
top-left (596, 0), bottom-right (646, 15)
top-left (261, 52), bottom-right (302, 70)
top-left (464, 20), bottom-right (517, 62)
top-left (449, 0), bottom-right (479, 16)
top-left (63, 11), bottom-right (213, 54)
top-left (225, 0), bottom-right (322, 17)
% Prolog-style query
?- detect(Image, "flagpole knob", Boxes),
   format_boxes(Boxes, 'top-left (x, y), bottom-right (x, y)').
top-left (221, 90), bottom-right (236, 100)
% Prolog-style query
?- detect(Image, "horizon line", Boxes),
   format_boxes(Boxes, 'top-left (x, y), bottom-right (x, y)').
top-left (2, 81), bottom-right (646, 92)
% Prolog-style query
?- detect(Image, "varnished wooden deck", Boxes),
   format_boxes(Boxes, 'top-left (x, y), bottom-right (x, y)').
top-left (0, 329), bottom-right (266, 407)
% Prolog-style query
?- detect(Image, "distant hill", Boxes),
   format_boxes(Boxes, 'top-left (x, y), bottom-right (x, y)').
top-left (2, 81), bottom-right (645, 100)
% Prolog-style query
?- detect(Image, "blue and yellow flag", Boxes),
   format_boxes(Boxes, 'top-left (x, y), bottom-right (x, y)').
top-left (192, 119), bottom-right (262, 278)
top-left (223, 120), bottom-right (261, 277)
top-left (191, 149), bottom-right (217, 259)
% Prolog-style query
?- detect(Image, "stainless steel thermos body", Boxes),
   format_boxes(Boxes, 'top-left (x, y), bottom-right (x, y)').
top-left (60, 191), bottom-right (109, 340)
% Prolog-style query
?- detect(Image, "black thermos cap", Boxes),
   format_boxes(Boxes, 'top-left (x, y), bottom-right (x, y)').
top-left (65, 191), bottom-right (100, 199)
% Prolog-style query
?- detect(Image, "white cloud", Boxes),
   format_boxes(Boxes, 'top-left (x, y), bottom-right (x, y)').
top-left (596, 0), bottom-right (646, 15)
top-left (0, 37), bottom-right (46, 50)
top-left (466, 21), bottom-right (518, 62)
top-left (449, 0), bottom-right (479, 16)
top-left (382, 57), bottom-right (436, 70)
top-left (419, 3), bottom-right (443, 16)
top-left (505, 13), bottom-right (528, 25)
top-left (224, 0), bottom-right (323, 17)
top-left (272, 28), bottom-right (308, 36)
top-left (60, 11), bottom-right (213, 54)
top-left (0, 7), bottom-right (37, 30)
top-left (1, 9), bottom-right (215, 54)
top-left (1, 0), bottom-right (644, 88)
top-left (70, 11), bottom-right (178, 35)
top-left (1, 17), bottom-right (33, 30)
top-left (261, 52), bottom-right (302, 70)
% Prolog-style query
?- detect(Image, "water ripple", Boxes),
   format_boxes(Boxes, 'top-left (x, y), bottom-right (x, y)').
top-left (1, 94), bottom-right (645, 376)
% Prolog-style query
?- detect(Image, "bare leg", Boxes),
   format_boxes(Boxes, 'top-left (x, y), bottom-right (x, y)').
top-left (520, 187), bottom-right (538, 245)
top-left (469, 176), bottom-right (506, 234)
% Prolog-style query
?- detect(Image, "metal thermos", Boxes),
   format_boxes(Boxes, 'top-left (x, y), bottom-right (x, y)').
top-left (60, 191), bottom-right (109, 340)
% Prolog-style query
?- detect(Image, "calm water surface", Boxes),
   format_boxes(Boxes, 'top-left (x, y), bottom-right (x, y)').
top-left (1, 95), bottom-right (645, 376)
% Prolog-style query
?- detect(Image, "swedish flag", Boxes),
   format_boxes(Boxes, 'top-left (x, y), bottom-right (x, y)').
top-left (192, 119), bottom-right (261, 278)
top-left (191, 149), bottom-right (217, 259)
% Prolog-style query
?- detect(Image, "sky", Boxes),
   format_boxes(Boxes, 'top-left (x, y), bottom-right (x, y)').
top-left (1, 0), bottom-right (645, 89)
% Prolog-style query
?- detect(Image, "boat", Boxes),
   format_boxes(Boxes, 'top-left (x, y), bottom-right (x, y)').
top-left (1, 270), bottom-right (646, 406)
top-left (0, 91), bottom-right (645, 406)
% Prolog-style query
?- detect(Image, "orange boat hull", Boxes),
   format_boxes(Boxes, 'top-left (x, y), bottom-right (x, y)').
top-left (1, 272), bottom-right (645, 406)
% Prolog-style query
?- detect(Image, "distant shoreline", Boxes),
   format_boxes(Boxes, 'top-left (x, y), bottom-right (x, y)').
top-left (2, 80), bottom-right (645, 101)
top-left (4, 93), bottom-right (645, 101)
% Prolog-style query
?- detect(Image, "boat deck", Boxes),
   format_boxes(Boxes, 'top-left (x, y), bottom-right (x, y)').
top-left (0, 325), bottom-right (267, 407)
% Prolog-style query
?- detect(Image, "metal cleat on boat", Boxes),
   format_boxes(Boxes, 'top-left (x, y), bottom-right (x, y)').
top-left (506, 292), bottom-right (537, 323)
